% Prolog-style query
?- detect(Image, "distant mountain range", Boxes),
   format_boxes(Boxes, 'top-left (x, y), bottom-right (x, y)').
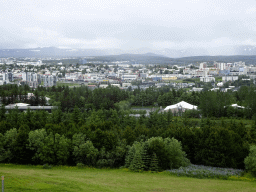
top-left (89, 54), bottom-right (256, 65)
top-left (1, 45), bottom-right (256, 58)
top-left (1, 46), bottom-right (256, 65)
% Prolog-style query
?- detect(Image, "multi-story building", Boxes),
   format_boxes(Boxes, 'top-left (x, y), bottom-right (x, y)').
top-left (3, 72), bottom-right (13, 82)
top-left (200, 76), bottom-right (215, 82)
top-left (42, 75), bottom-right (57, 87)
top-left (222, 76), bottom-right (239, 82)
top-left (21, 72), bottom-right (57, 87)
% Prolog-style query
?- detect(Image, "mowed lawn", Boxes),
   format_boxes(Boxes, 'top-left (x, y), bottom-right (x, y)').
top-left (0, 164), bottom-right (256, 192)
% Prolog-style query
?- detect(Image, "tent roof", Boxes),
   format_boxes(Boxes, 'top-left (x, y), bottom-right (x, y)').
top-left (231, 104), bottom-right (245, 109)
top-left (164, 101), bottom-right (197, 111)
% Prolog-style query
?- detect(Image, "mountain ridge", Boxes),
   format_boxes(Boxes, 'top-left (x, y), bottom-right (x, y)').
top-left (0, 45), bottom-right (256, 58)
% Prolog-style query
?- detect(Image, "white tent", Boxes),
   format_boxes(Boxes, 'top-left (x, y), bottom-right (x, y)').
top-left (230, 104), bottom-right (245, 109)
top-left (224, 104), bottom-right (245, 109)
top-left (164, 101), bottom-right (197, 111)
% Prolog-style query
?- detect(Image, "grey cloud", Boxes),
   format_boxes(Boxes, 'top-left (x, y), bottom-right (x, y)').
top-left (0, 0), bottom-right (256, 54)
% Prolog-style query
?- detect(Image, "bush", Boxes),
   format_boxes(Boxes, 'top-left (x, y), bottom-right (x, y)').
top-left (76, 163), bottom-right (84, 168)
top-left (0, 128), bottom-right (18, 163)
top-left (28, 129), bottom-right (70, 165)
top-left (244, 145), bottom-right (256, 175)
top-left (195, 126), bottom-right (247, 169)
top-left (183, 109), bottom-right (201, 118)
top-left (168, 164), bottom-right (244, 179)
top-left (125, 137), bottom-right (190, 172)
top-left (42, 164), bottom-right (52, 169)
top-left (73, 140), bottom-right (98, 166)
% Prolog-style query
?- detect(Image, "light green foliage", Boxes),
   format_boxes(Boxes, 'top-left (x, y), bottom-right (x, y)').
top-left (28, 129), bottom-right (48, 163)
top-left (149, 152), bottom-right (159, 172)
top-left (0, 128), bottom-right (18, 162)
top-left (1, 164), bottom-right (256, 192)
top-left (42, 163), bottom-right (52, 169)
top-left (28, 129), bottom-right (70, 164)
top-left (114, 100), bottom-right (131, 111)
top-left (163, 137), bottom-right (191, 169)
top-left (72, 132), bottom-right (97, 165)
top-left (72, 133), bottom-right (86, 146)
top-left (128, 142), bottom-right (144, 171)
top-left (54, 133), bottom-right (70, 164)
top-left (125, 137), bottom-right (190, 172)
top-left (73, 140), bottom-right (98, 166)
top-left (244, 145), bottom-right (256, 175)
top-left (76, 162), bottom-right (84, 168)
top-left (86, 110), bottom-right (105, 125)
top-left (28, 129), bottom-right (47, 151)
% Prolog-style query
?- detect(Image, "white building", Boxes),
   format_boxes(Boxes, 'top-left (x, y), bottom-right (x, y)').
top-left (42, 75), bottom-right (57, 87)
top-left (222, 76), bottom-right (238, 82)
top-left (122, 75), bottom-right (138, 81)
top-left (200, 76), bottom-right (215, 82)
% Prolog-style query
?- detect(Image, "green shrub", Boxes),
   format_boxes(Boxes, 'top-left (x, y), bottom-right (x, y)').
top-left (96, 141), bottom-right (127, 168)
top-left (183, 109), bottom-right (201, 118)
top-left (149, 153), bottom-right (159, 172)
top-left (244, 145), bottom-right (256, 175)
top-left (28, 129), bottom-right (70, 165)
top-left (0, 133), bottom-right (4, 162)
top-left (0, 128), bottom-right (18, 163)
top-left (42, 164), bottom-right (52, 169)
top-left (73, 140), bottom-right (98, 166)
top-left (195, 126), bottom-right (247, 169)
top-left (76, 163), bottom-right (84, 168)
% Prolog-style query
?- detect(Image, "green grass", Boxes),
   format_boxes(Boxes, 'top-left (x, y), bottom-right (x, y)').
top-left (170, 79), bottom-right (183, 83)
top-left (215, 77), bottom-right (222, 82)
top-left (1, 164), bottom-right (256, 192)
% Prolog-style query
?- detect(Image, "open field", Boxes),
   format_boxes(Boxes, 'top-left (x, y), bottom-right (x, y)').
top-left (0, 164), bottom-right (256, 192)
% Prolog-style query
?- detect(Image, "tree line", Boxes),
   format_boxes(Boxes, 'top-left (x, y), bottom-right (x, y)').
top-left (0, 83), bottom-right (256, 171)
top-left (2, 84), bottom-right (256, 119)
top-left (0, 106), bottom-right (254, 170)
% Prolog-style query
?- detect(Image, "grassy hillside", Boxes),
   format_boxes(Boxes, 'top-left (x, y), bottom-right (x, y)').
top-left (0, 164), bottom-right (256, 192)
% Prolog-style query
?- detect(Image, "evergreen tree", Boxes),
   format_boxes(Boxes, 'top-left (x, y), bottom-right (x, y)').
top-left (12, 124), bottom-right (33, 164)
top-left (149, 152), bottom-right (159, 172)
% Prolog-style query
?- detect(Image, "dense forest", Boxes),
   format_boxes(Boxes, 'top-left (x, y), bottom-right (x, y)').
top-left (0, 83), bottom-right (256, 171)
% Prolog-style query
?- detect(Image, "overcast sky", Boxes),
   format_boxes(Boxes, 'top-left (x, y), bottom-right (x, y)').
top-left (1, 0), bottom-right (256, 52)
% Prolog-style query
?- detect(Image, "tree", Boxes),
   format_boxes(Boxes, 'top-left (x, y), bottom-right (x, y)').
top-left (12, 124), bottom-right (33, 164)
top-left (72, 106), bottom-right (80, 124)
top-left (244, 145), bottom-right (256, 175)
top-left (28, 129), bottom-right (70, 165)
top-left (73, 140), bottom-right (98, 166)
top-left (1, 128), bottom-right (18, 163)
top-left (0, 104), bottom-right (6, 121)
top-left (125, 137), bottom-right (190, 171)
top-left (195, 125), bottom-right (246, 169)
